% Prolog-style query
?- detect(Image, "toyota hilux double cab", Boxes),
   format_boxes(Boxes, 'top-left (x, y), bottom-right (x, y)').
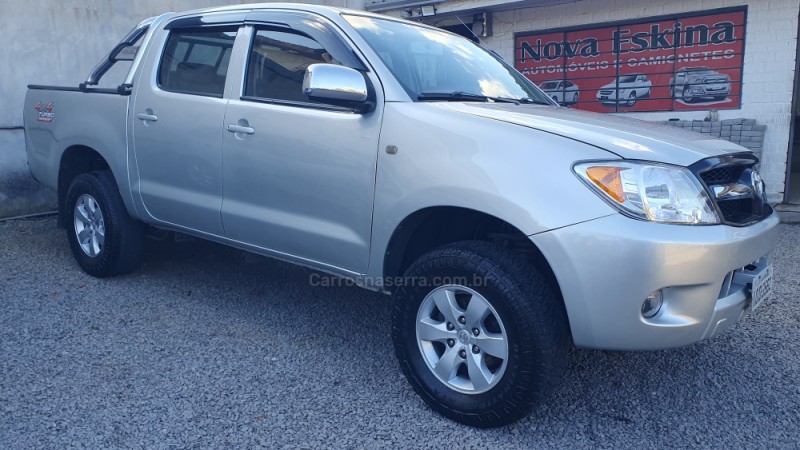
top-left (597, 73), bottom-right (652, 107)
top-left (24, 3), bottom-right (778, 428)
top-left (670, 66), bottom-right (732, 103)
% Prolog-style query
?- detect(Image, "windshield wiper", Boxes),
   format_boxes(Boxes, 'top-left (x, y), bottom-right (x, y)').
top-left (417, 91), bottom-right (521, 104)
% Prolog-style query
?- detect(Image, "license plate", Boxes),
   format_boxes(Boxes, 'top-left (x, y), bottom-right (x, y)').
top-left (750, 264), bottom-right (773, 310)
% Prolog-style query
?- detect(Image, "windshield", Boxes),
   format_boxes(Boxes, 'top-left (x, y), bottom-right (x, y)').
top-left (619, 75), bottom-right (638, 83)
top-left (540, 81), bottom-right (559, 89)
top-left (344, 15), bottom-right (551, 103)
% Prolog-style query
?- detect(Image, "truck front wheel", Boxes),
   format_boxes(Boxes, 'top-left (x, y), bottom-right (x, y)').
top-left (65, 171), bottom-right (144, 277)
top-left (682, 87), bottom-right (695, 103)
top-left (391, 241), bottom-right (569, 427)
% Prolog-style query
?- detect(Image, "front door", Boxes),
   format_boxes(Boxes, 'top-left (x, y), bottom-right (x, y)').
top-left (221, 18), bottom-right (382, 273)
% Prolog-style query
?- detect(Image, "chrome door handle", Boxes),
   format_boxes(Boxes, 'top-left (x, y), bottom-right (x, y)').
top-left (136, 113), bottom-right (158, 122)
top-left (226, 124), bottom-right (255, 135)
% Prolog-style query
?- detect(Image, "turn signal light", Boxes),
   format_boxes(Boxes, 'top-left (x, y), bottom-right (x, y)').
top-left (585, 166), bottom-right (624, 203)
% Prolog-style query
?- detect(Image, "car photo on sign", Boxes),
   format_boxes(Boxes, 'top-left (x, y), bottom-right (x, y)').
top-left (538, 80), bottom-right (580, 106)
top-left (596, 74), bottom-right (652, 107)
top-left (670, 66), bottom-right (732, 104)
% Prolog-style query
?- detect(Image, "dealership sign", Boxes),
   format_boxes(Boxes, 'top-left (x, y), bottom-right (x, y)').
top-left (515, 7), bottom-right (746, 112)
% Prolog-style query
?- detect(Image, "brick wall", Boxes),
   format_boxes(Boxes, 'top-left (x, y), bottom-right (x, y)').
top-left (659, 118), bottom-right (767, 159)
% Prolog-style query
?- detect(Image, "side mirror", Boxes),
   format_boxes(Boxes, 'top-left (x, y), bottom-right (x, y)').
top-left (303, 64), bottom-right (373, 113)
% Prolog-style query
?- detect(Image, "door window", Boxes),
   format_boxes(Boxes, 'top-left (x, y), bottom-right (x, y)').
top-left (158, 28), bottom-right (238, 97)
top-left (244, 29), bottom-right (341, 104)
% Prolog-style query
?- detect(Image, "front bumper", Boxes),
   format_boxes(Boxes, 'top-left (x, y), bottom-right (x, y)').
top-left (531, 211), bottom-right (780, 350)
top-left (692, 85), bottom-right (731, 97)
top-left (597, 91), bottom-right (622, 103)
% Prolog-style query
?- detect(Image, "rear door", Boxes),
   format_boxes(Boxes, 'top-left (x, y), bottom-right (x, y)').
top-left (220, 12), bottom-right (383, 273)
top-left (132, 22), bottom-right (239, 235)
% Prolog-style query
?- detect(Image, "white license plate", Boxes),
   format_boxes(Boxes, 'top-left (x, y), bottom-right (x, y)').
top-left (750, 264), bottom-right (773, 310)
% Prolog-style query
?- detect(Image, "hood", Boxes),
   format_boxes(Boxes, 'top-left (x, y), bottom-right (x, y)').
top-left (439, 103), bottom-right (745, 166)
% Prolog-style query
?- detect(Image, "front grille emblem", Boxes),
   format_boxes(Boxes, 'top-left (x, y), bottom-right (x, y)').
top-left (713, 183), bottom-right (751, 199)
top-left (751, 170), bottom-right (764, 200)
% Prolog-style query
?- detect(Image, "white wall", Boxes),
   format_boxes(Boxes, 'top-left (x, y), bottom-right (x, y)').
top-left (449, 0), bottom-right (799, 203)
top-left (0, 0), bottom-right (364, 128)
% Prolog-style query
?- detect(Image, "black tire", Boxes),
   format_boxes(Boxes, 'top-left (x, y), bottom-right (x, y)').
top-left (682, 86), bottom-right (695, 103)
top-left (392, 241), bottom-right (569, 427)
top-left (713, 95), bottom-right (726, 101)
top-left (65, 171), bottom-right (144, 277)
top-left (626, 91), bottom-right (637, 107)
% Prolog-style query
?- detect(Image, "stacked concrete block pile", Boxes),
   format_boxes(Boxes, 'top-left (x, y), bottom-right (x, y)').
top-left (659, 118), bottom-right (767, 160)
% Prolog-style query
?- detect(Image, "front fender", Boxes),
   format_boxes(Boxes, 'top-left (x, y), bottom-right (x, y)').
top-left (366, 102), bottom-right (617, 280)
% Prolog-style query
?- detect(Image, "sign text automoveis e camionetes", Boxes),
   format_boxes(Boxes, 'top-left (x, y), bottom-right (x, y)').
top-left (515, 7), bottom-right (746, 113)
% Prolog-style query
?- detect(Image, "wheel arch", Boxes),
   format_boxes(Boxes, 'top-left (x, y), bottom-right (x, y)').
top-left (382, 206), bottom-right (563, 305)
top-left (58, 145), bottom-right (111, 227)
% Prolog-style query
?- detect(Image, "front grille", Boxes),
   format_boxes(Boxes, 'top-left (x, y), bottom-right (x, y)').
top-left (700, 165), bottom-right (746, 184)
top-left (718, 198), bottom-right (753, 223)
top-left (599, 90), bottom-right (613, 95)
top-left (693, 154), bottom-right (771, 226)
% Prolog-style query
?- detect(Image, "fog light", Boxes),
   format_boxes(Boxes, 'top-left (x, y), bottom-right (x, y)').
top-left (641, 290), bottom-right (663, 318)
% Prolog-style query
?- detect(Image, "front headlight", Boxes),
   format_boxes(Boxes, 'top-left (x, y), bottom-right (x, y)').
top-left (574, 161), bottom-right (720, 224)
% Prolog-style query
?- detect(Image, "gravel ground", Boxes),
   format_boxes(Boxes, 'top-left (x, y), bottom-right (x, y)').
top-left (1, 216), bottom-right (798, 449)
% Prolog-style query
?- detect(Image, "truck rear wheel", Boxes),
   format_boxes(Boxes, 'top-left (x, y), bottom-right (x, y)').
top-left (626, 91), bottom-right (637, 106)
top-left (391, 241), bottom-right (569, 427)
top-left (65, 171), bottom-right (144, 277)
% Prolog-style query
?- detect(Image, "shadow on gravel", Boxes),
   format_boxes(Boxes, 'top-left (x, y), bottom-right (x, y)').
top-left (137, 232), bottom-right (393, 373)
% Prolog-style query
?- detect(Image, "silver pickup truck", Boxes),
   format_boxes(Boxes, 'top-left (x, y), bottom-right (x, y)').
top-left (24, 3), bottom-right (778, 427)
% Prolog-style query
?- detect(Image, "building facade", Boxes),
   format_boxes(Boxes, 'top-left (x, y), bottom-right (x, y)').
top-left (371, 0), bottom-right (800, 205)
